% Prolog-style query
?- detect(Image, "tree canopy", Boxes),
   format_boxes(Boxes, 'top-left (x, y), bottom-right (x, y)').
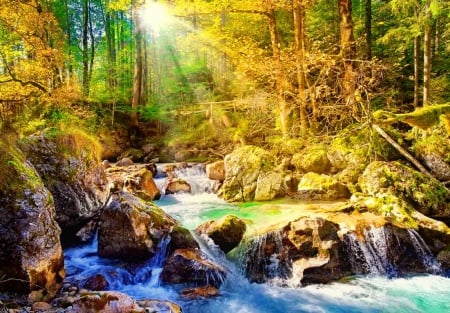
top-left (0, 0), bottom-right (449, 141)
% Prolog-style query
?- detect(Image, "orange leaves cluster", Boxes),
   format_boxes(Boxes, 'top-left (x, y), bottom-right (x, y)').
top-left (0, 0), bottom-right (65, 99)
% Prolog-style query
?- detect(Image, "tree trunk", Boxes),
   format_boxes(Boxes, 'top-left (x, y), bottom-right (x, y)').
top-left (82, 0), bottom-right (89, 98)
top-left (293, 0), bottom-right (308, 134)
top-left (365, 0), bottom-right (372, 60)
top-left (338, 0), bottom-right (356, 113)
top-left (423, 20), bottom-right (432, 106)
top-left (414, 36), bottom-right (420, 108)
top-left (131, 2), bottom-right (144, 126)
top-left (265, 0), bottom-right (291, 137)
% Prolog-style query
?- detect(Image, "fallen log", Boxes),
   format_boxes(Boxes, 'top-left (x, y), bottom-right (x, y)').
top-left (373, 124), bottom-right (433, 177)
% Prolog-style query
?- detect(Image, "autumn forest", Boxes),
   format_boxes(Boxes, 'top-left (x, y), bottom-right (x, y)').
top-left (0, 0), bottom-right (448, 148)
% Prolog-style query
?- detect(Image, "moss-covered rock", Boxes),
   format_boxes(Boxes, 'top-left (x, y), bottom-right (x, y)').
top-left (412, 125), bottom-right (450, 181)
top-left (328, 126), bottom-right (400, 186)
top-left (0, 142), bottom-right (65, 301)
top-left (358, 161), bottom-right (450, 219)
top-left (196, 215), bottom-right (247, 253)
top-left (19, 128), bottom-right (108, 245)
top-left (218, 145), bottom-right (277, 202)
top-left (291, 145), bottom-right (331, 174)
top-left (293, 172), bottom-right (350, 201)
top-left (98, 192), bottom-right (178, 260)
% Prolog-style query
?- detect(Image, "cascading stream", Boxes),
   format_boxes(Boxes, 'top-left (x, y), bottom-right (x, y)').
top-left (64, 163), bottom-right (450, 313)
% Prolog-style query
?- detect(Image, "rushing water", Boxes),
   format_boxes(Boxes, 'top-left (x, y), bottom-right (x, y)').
top-left (64, 164), bottom-right (450, 313)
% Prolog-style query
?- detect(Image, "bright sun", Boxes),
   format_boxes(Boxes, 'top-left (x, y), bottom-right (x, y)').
top-left (139, 2), bottom-right (171, 33)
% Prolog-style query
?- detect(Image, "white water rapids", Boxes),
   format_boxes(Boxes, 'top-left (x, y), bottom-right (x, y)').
top-left (64, 164), bottom-right (450, 312)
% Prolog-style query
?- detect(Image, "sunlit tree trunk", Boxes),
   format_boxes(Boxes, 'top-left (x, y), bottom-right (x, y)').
top-left (423, 11), bottom-right (432, 106)
top-left (293, 0), bottom-right (308, 134)
top-left (365, 0), bottom-right (372, 60)
top-left (414, 36), bottom-right (420, 108)
top-left (338, 0), bottom-right (356, 113)
top-left (265, 0), bottom-right (291, 137)
top-left (82, 0), bottom-right (89, 98)
top-left (131, 1), bottom-right (145, 126)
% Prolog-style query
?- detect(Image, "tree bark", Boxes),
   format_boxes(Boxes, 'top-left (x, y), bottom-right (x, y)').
top-left (414, 36), bottom-right (420, 108)
top-left (265, 0), bottom-right (291, 137)
top-left (423, 19), bottom-right (432, 106)
top-left (293, 0), bottom-right (308, 134)
top-left (338, 0), bottom-right (356, 113)
top-left (82, 0), bottom-right (89, 98)
top-left (131, 2), bottom-right (144, 126)
top-left (365, 0), bottom-right (372, 60)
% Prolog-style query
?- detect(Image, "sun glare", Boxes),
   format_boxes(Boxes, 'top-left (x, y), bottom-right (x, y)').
top-left (139, 2), bottom-right (171, 33)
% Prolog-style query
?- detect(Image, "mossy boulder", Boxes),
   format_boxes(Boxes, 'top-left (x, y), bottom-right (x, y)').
top-left (162, 248), bottom-right (226, 287)
top-left (293, 172), bottom-right (350, 201)
top-left (19, 128), bottom-right (108, 245)
top-left (358, 161), bottom-right (450, 219)
top-left (0, 142), bottom-right (65, 301)
top-left (255, 171), bottom-right (285, 201)
top-left (98, 192), bottom-right (178, 260)
top-left (196, 215), bottom-right (247, 253)
top-left (412, 126), bottom-right (450, 181)
top-left (291, 145), bottom-right (331, 174)
top-left (328, 126), bottom-right (400, 185)
top-left (218, 145), bottom-right (277, 202)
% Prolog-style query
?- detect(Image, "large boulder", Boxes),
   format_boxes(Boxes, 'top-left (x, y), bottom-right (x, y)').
top-left (98, 192), bottom-right (178, 260)
top-left (0, 143), bottom-right (65, 301)
top-left (196, 215), bottom-right (247, 253)
top-left (358, 161), bottom-right (450, 219)
top-left (162, 248), bottom-right (226, 287)
top-left (218, 145), bottom-right (278, 202)
top-left (327, 126), bottom-right (400, 186)
top-left (238, 215), bottom-right (447, 286)
top-left (293, 172), bottom-right (350, 201)
top-left (68, 291), bottom-right (143, 313)
top-left (106, 164), bottom-right (160, 201)
top-left (206, 160), bottom-right (225, 181)
top-left (239, 217), bottom-right (351, 285)
top-left (165, 177), bottom-right (192, 194)
top-left (291, 145), bottom-right (331, 174)
top-left (254, 171), bottom-right (285, 201)
top-left (19, 128), bottom-right (108, 244)
top-left (412, 128), bottom-right (450, 181)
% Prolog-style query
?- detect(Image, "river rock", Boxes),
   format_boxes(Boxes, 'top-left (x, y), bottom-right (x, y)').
top-left (106, 164), bottom-right (161, 201)
top-left (293, 172), bottom-right (350, 200)
top-left (255, 171), bottom-right (285, 201)
top-left (19, 129), bottom-right (108, 245)
top-left (136, 300), bottom-right (182, 313)
top-left (291, 145), bottom-right (331, 174)
top-left (206, 160), bottom-right (225, 181)
top-left (180, 285), bottom-right (220, 300)
top-left (0, 143), bottom-right (65, 301)
top-left (412, 127), bottom-right (450, 181)
top-left (68, 291), bottom-right (143, 313)
top-left (83, 274), bottom-right (109, 291)
top-left (358, 161), bottom-right (450, 219)
top-left (165, 177), bottom-right (192, 194)
top-left (218, 145), bottom-right (278, 202)
top-left (162, 248), bottom-right (226, 287)
top-left (98, 192), bottom-right (178, 260)
top-left (196, 215), bottom-right (247, 253)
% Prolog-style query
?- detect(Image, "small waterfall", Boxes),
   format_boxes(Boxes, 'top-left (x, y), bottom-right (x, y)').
top-left (345, 227), bottom-right (396, 276)
top-left (155, 163), bottom-right (216, 195)
top-left (407, 229), bottom-right (442, 274)
top-left (134, 235), bottom-right (172, 286)
top-left (235, 230), bottom-right (292, 286)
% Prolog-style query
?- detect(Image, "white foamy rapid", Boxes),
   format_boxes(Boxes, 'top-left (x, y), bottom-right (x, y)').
top-left (64, 163), bottom-right (450, 312)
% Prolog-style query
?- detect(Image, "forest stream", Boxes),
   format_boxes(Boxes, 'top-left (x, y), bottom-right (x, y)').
top-left (64, 165), bottom-right (450, 313)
